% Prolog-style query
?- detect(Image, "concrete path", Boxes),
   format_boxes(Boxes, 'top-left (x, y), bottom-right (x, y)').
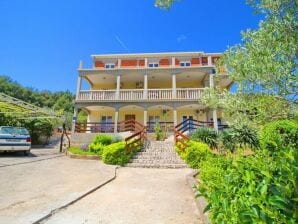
top-left (0, 150), bottom-right (116, 224)
top-left (45, 168), bottom-right (202, 224)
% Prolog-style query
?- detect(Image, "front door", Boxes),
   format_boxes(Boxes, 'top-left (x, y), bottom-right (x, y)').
top-left (125, 114), bottom-right (136, 131)
top-left (125, 114), bottom-right (136, 121)
top-left (148, 116), bottom-right (160, 132)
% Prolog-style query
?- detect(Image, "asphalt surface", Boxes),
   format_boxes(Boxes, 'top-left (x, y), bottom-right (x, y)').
top-left (0, 148), bottom-right (116, 224)
top-left (0, 148), bottom-right (201, 224)
top-left (45, 168), bottom-right (201, 224)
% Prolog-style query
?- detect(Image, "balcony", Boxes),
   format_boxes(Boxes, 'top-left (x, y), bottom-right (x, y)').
top-left (76, 88), bottom-right (205, 102)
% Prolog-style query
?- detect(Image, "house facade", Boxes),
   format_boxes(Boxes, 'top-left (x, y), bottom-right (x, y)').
top-left (72, 52), bottom-right (232, 133)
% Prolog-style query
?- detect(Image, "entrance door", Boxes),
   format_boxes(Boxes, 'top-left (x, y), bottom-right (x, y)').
top-left (125, 114), bottom-right (136, 131)
top-left (148, 116), bottom-right (160, 132)
top-left (125, 114), bottom-right (136, 121)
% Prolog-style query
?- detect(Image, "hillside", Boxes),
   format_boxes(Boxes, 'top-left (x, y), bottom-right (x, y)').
top-left (0, 75), bottom-right (74, 114)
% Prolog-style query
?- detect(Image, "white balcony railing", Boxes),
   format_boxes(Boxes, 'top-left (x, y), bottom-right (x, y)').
top-left (77, 88), bottom-right (205, 101)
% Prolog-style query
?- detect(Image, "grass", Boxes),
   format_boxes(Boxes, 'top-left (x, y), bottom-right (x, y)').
top-left (68, 146), bottom-right (99, 156)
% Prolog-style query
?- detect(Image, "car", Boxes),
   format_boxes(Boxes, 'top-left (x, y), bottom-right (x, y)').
top-left (0, 126), bottom-right (31, 155)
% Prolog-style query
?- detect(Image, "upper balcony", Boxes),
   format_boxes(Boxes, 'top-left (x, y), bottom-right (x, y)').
top-left (82, 52), bottom-right (224, 72)
top-left (76, 88), bottom-right (205, 103)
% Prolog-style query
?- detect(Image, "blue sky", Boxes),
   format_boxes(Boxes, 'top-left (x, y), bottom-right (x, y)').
top-left (0, 0), bottom-right (261, 93)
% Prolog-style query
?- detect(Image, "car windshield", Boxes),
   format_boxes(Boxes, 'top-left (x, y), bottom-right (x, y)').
top-left (0, 127), bottom-right (29, 135)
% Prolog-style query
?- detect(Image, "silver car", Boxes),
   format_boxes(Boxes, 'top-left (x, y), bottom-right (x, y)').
top-left (0, 126), bottom-right (31, 155)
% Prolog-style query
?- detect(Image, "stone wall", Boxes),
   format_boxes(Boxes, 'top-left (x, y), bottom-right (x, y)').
top-left (70, 132), bottom-right (131, 147)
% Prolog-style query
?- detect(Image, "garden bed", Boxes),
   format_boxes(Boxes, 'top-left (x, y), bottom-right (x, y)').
top-left (66, 150), bottom-right (101, 160)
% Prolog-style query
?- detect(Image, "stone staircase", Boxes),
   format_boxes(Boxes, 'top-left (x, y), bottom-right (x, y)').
top-left (126, 141), bottom-right (188, 169)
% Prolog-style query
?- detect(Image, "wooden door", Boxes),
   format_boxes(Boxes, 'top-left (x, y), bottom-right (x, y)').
top-left (125, 114), bottom-right (136, 121)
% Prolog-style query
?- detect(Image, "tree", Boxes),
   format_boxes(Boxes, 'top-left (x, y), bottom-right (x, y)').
top-left (201, 0), bottom-right (297, 126)
top-left (220, 0), bottom-right (297, 100)
top-left (155, 0), bottom-right (177, 9)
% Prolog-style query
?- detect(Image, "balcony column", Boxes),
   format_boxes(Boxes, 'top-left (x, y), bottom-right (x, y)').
top-left (143, 72), bottom-right (148, 99)
top-left (76, 76), bottom-right (82, 100)
top-left (71, 107), bottom-right (78, 134)
top-left (171, 57), bottom-right (175, 67)
top-left (209, 74), bottom-right (213, 88)
top-left (172, 73), bottom-right (177, 99)
top-left (173, 107), bottom-right (177, 127)
top-left (116, 74), bottom-right (121, 100)
top-left (114, 108), bottom-right (119, 133)
top-left (212, 109), bottom-right (218, 132)
top-left (209, 72), bottom-right (218, 131)
top-left (143, 107), bottom-right (147, 127)
top-left (208, 56), bottom-right (212, 66)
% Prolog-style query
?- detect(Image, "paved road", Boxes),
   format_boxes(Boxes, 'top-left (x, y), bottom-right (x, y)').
top-left (45, 167), bottom-right (202, 224)
top-left (0, 148), bottom-right (63, 167)
top-left (0, 148), bottom-right (116, 224)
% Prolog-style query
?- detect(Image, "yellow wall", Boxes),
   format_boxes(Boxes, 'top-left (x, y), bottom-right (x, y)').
top-left (90, 80), bottom-right (204, 90)
top-left (87, 108), bottom-right (216, 124)
top-left (176, 80), bottom-right (203, 88)
top-left (92, 83), bottom-right (116, 90)
top-left (88, 109), bottom-right (115, 122)
top-left (119, 109), bottom-right (144, 124)
top-left (177, 109), bottom-right (207, 123)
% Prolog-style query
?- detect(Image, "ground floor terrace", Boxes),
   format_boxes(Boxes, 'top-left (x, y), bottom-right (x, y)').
top-left (73, 102), bottom-right (226, 133)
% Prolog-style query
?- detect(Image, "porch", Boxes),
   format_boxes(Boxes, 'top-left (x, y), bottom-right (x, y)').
top-left (72, 104), bottom-right (226, 134)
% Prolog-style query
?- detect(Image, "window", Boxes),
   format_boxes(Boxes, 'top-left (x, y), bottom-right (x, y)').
top-left (180, 61), bottom-right (191, 67)
top-left (148, 63), bottom-right (159, 68)
top-left (105, 63), bottom-right (115, 69)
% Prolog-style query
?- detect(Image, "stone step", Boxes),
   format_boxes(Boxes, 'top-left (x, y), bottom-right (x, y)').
top-left (126, 163), bottom-right (188, 169)
top-left (135, 153), bottom-right (179, 157)
top-left (130, 159), bottom-right (185, 164)
top-left (127, 140), bottom-right (186, 169)
top-left (133, 155), bottom-right (181, 160)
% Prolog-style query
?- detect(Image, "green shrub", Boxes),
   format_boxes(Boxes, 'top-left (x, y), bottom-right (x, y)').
top-left (260, 120), bottom-right (298, 152)
top-left (220, 129), bottom-right (236, 152)
top-left (231, 124), bottom-right (259, 150)
top-left (190, 128), bottom-right (218, 149)
top-left (183, 140), bottom-right (211, 168)
top-left (102, 142), bottom-right (132, 165)
top-left (93, 134), bottom-right (113, 145)
top-left (154, 122), bottom-right (165, 140)
top-left (88, 142), bottom-right (105, 155)
top-left (198, 148), bottom-right (298, 223)
top-left (219, 125), bottom-right (259, 152)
